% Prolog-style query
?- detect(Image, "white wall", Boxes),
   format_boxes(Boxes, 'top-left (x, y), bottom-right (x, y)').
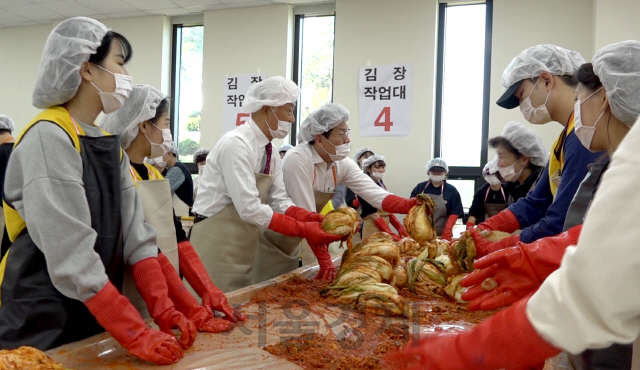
top-left (594, 0), bottom-right (640, 50)
top-left (489, 0), bottom-right (594, 158)
top-left (200, 4), bottom-right (293, 149)
top-left (333, 0), bottom-right (438, 199)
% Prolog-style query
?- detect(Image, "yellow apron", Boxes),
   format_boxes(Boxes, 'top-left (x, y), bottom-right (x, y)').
top-left (548, 113), bottom-right (575, 196)
top-left (122, 165), bottom-right (178, 318)
top-left (190, 173), bottom-right (272, 293)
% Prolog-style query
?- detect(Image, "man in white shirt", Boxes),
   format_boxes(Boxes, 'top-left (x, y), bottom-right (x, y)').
top-left (190, 77), bottom-right (340, 292)
top-left (281, 103), bottom-right (420, 279)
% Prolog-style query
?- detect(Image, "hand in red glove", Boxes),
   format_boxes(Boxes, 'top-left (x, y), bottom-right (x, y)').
top-left (469, 228), bottom-right (521, 258)
top-left (269, 212), bottom-right (341, 247)
top-left (158, 252), bottom-right (235, 333)
top-left (177, 241), bottom-right (244, 323)
top-left (477, 209), bottom-right (520, 232)
top-left (441, 214), bottom-right (458, 241)
top-left (352, 198), bottom-right (360, 208)
top-left (84, 282), bottom-right (183, 365)
top-left (285, 205), bottom-right (323, 223)
top-left (466, 222), bottom-right (475, 230)
top-left (381, 195), bottom-right (418, 214)
top-left (384, 295), bottom-right (560, 370)
top-left (310, 243), bottom-right (336, 280)
top-left (131, 257), bottom-right (197, 349)
top-left (461, 225), bottom-right (582, 311)
top-left (388, 214), bottom-right (409, 238)
top-left (373, 216), bottom-right (402, 242)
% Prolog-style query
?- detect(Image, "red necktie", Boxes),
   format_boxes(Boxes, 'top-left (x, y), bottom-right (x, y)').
top-left (263, 143), bottom-right (272, 174)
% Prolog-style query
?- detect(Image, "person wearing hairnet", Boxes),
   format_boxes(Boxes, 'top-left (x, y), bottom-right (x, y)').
top-left (358, 155), bottom-right (408, 241)
top-left (0, 115), bottom-right (15, 258)
top-left (101, 84), bottom-right (240, 335)
top-left (0, 17), bottom-right (185, 364)
top-left (191, 77), bottom-right (340, 292)
top-left (345, 147), bottom-right (374, 210)
top-left (472, 45), bottom-right (603, 251)
top-left (489, 121), bottom-right (548, 204)
top-left (410, 158), bottom-right (464, 241)
top-left (466, 160), bottom-right (507, 228)
top-left (386, 40), bottom-right (640, 370)
top-left (162, 141), bottom-right (194, 216)
top-left (280, 103), bottom-right (418, 279)
top-left (192, 147), bottom-right (209, 201)
top-left (278, 144), bottom-right (293, 159)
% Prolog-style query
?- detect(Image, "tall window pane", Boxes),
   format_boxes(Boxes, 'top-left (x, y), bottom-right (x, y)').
top-left (440, 4), bottom-right (486, 167)
top-left (294, 15), bottom-right (335, 143)
top-left (174, 25), bottom-right (203, 163)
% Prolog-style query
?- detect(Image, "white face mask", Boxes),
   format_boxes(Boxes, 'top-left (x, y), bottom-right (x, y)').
top-left (499, 159), bottom-right (524, 182)
top-left (371, 171), bottom-right (385, 181)
top-left (519, 79), bottom-right (553, 125)
top-left (145, 122), bottom-right (172, 158)
top-left (429, 174), bottom-right (446, 184)
top-left (265, 108), bottom-right (291, 139)
top-left (151, 156), bottom-right (167, 168)
top-left (485, 174), bottom-right (502, 186)
top-left (198, 165), bottom-right (205, 175)
top-left (321, 136), bottom-right (351, 162)
top-left (574, 87), bottom-right (605, 152)
top-left (90, 63), bottom-right (133, 114)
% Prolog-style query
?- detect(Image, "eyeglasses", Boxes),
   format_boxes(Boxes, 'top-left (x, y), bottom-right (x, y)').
top-left (333, 128), bottom-right (350, 140)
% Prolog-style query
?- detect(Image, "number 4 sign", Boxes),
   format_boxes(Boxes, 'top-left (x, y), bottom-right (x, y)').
top-left (358, 64), bottom-right (411, 137)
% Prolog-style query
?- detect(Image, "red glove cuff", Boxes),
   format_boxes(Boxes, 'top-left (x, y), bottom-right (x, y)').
top-left (131, 257), bottom-right (174, 319)
top-left (381, 194), bottom-right (416, 214)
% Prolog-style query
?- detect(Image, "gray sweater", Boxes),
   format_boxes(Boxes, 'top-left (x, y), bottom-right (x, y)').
top-left (3, 120), bottom-right (158, 302)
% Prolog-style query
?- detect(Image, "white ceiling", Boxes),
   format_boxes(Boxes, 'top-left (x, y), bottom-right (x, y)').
top-left (0, 0), bottom-right (329, 28)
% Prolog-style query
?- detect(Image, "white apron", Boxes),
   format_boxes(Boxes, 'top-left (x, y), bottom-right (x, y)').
top-left (172, 193), bottom-right (190, 218)
top-left (189, 173), bottom-right (272, 293)
top-left (362, 210), bottom-right (391, 240)
top-left (122, 171), bottom-right (179, 318)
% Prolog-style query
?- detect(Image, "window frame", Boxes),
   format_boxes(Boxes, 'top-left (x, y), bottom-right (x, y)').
top-left (433, 0), bottom-right (494, 202)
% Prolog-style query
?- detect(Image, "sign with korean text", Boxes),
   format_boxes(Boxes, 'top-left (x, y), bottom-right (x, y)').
top-left (223, 73), bottom-right (267, 133)
top-left (358, 64), bottom-right (412, 136)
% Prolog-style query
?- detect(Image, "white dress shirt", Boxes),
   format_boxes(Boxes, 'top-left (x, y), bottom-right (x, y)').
top-left (192, 119), bottom-right (293, 228)
top-left (282, 143), bottom-right (389, 212)
top-left (526, 118), bottom-right (640, 356)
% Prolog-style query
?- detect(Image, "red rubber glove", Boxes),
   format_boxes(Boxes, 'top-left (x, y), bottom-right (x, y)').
top-left (352, 198), bottom-right (360, 208)
top-left (388, 214), bottom-right (409, 238)
top-left (373, 216), bottom-right (401, 242)
top-left (269, 212), bottom-right (341, 246)
top-left (477, 209), bottom-right (520, 232)
top-left (177, 241), bottom-right (243, 323)
top-left (285, 205), bottom-right (323, 223)
top-left (466, 221), bottom-right (475, 230)
top-left (310, 243), bottom-right (336, 280)
top-left (384, 295), bottom-right (560, 370)
top-left (470, 228), bottom-right (521, 258)
top-left (461, 225), bottom-right (582, 311)
top-left (441, 214), bottom-right (458, 241)
top-left (84, 282), bottom-right (183, 365)
top-left (381, 195), bottom-right (418, 214)
top-left (158, 252), bottom-right (235, 333)
top-left (131, 257), bottom-right (196, 350)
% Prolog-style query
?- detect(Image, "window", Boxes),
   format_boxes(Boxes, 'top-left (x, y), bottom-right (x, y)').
top-left (434, 0), bottom-right (493, 214)
top-left (171, 24), bottom-right (204, 168)
top-left (290, 14), bottom-right (336, 144)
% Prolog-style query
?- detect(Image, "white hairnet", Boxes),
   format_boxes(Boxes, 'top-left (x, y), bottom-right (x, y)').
top-left (0, 115), bottom-right (15, 132)
top-left (426, 158), bottom-right (448, 173)
top-left (297, 103), bottom-right (350, 143)
top-left (592, 40), bottom-right (640, 126)
top-left (100, 84), bottom-right (164, 149)
top-left (353, 147), bottom-right (374, 162)
top-left (362, 155), bottom-right (385, 173)
top-left (482, 158), bottom-right (500, 181)
top-left (193, 148), bottom-right (210, 159)
top-left (502, 44), bottom-right (585, 90)
top-left (243, 76), bottom-right (299, 114)
top-left (278, 144), bottom-right (293, 153)
top-left (499, 121), bottom-right (549, 167)
top-left (168, 141), bottom-right (178, 155)
top-left (33, 17), bottom-right (108, 109)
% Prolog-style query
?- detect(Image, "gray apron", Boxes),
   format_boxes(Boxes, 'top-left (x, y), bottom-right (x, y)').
top-left (190, 173), bottom-right (272, 293)
top-left (299, 190), bottom-right (336, 266)
top-left (421, 181), bottom-right (447, 236)
top-left (563, 163), bottom-right (607, 232)
top-left (122, 172), bottom-right (178, 318)
top-left (484, 187), bottom-right (507, 220)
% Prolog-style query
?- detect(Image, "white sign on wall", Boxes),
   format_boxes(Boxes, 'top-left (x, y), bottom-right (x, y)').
top-left (358, 64), bottom-right (412, 137)
top-left (223, 73), bottom-right (267, 133)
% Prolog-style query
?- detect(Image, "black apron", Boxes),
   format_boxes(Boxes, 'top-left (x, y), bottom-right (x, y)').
top-left (0, 133), bottom-right (124, 350)
top-left (560, 161), bottom-right (632, 370)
